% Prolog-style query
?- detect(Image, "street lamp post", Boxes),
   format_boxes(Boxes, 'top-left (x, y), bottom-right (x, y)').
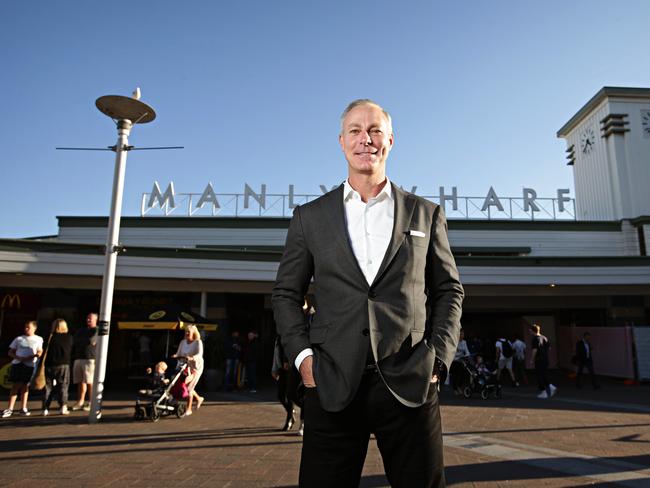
top-left (88, 94), bottom-right (156, 423)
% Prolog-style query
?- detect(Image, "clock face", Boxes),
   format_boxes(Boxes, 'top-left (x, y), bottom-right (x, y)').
top-left (642, 110), bottom-right (650, 138)
top-left (580, 127), bottom-right (596, 155)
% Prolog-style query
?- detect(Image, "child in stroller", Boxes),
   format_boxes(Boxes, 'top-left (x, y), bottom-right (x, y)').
top-left (134, 360), bottom-right (189, 421)
top-left (138, 361), bottom-right (170, 395)
top-left (455, 354), bottom-right (502, 400)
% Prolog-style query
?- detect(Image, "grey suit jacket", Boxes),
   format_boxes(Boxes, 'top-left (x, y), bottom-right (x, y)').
top-left (272, 183), bottom-right (464, 412)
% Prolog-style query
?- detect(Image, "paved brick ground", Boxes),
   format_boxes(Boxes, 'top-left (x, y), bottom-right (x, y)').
top-left (1, 375), bottom-right (649, 487)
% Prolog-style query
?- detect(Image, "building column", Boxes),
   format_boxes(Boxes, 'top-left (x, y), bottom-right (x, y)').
top-left (200, 291), bottom-right (208, 317)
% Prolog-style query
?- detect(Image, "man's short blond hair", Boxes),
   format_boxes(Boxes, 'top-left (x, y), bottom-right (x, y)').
top-left (531, 324), bottom-right (541, 334)
top-left (340, 99), bottom-right (392, 134)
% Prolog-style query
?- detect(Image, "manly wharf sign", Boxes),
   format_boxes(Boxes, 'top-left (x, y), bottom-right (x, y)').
top-left (141, 181), bottom-right (575, 221)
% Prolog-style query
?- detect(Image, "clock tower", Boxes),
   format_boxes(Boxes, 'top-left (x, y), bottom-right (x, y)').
top-left (557, 87), bottom-right (650, 221)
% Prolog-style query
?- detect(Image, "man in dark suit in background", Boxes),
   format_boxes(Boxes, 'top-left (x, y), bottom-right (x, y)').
top-left (272, 99), bottom-right (464, 487)
top-left (576, 331), bottom-right (599, 389)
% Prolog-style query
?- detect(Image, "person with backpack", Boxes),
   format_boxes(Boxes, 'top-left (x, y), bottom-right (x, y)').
top-left (495, 337), bottom-right (518, 386)
top-left (530, 324), bottom-right (557, 399)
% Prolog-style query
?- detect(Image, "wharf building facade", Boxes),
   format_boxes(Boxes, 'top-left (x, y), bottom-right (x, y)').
top-left (1, 87), bottom-right (649, 385)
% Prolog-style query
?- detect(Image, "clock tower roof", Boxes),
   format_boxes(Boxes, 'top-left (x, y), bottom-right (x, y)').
top-left (557, 87), bottom-right (650, 138)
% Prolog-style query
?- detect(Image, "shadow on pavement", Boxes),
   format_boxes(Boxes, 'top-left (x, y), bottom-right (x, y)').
top-left (446, 455), bottom-right (650, 486)
top-left (1, 426), bottom-right (303, 462)
top-left (445, 420), bottom-right (650, 438)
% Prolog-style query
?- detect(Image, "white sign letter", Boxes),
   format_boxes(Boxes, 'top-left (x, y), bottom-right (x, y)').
top-left (439, 186), bottom-right (458, 211)
top-left (288, 184), bottom-right (298, 209)
top-left (400, 185), bottom-right (418, 194)
top-left (319, 184), bottom-right (338, 194)
top-left (523, 188), bottom-right (540, 212)
top-left (196, 182), bottom-right (220, 209)
top-left (557, 189), bottom-right (571, 212)
top-left (482, 186), bottom-right (504, 212)
top-left (147, 181), bottom-right (176, 210)
top-left (244, 183), bottom-right (267, 209)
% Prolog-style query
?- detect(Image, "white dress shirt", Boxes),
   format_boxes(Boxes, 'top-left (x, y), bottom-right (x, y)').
top-left (343, 178), bottom-right (394, 285)
top-left (294, 178), bottom-right (395, 370)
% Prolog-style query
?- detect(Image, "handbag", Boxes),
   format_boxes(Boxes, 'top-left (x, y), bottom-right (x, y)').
top-left (31, 333), bottom-right (52, 390)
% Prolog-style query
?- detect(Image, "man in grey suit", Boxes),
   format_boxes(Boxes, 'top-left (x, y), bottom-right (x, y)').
top-left (272, 99), bottom-right (464, 487)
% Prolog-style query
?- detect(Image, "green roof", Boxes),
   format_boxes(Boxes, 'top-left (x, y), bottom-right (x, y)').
top-left (2, 238), bottom-right (648, 267)
top-left (56, 216), bottom-right (622, 232)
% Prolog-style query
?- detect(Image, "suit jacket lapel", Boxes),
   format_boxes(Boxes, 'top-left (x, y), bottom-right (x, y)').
top-left (321, 184), bottom-right (368, 286)
top-left (371, 183), bottom-right (416, 287)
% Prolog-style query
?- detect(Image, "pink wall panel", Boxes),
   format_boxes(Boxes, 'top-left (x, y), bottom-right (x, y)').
top-left (557, 326), bottom-right (634, 378)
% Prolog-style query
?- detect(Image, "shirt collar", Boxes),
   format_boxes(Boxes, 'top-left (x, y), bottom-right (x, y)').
top-left (343, 178), bottom-right (392, 202)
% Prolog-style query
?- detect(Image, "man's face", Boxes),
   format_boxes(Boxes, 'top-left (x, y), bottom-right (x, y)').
top-left (87, 314), bottom-right (97, 327)
top-left (24, 322), bottom-right (36, 336)
top-left (339, 104), bottom-right (393, 177)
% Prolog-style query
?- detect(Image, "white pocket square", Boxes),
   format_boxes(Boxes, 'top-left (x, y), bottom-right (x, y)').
top-left (409, 230), bottom-right (426, 237)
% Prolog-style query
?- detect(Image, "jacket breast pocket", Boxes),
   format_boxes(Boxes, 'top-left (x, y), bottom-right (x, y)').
top-left (407, 234), bottom-right (428, 248)
top-left (309, 322), bottom-right (329, 344)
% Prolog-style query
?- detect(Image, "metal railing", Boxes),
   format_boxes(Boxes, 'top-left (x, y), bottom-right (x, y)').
top-left (141, 192), bottom-right (576, 220)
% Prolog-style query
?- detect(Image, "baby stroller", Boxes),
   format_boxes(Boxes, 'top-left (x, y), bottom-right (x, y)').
top-left (459, 357), bottom-right (502, 400)
top-left (134, 361), bottom-right (188, 421)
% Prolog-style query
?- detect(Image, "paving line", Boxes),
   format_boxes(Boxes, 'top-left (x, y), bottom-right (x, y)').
top-left (444, 432), bottom-right (650, 487)
top-left (505, 391), bottom-right (650, 414)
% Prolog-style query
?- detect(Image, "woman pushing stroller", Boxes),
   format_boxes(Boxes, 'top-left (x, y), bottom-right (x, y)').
top-left (172, 324), bottom-right (205, 416)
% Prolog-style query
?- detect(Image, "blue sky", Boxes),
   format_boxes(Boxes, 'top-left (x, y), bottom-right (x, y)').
top-left (1, 1), bottom-right (648, 237)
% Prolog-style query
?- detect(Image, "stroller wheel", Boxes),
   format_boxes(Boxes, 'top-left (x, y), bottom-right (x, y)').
top-left (462, 386), bottom-right (472, 399)
top-left (481, 389), bottom-right (489, 400)
top-left (151, 405), bottom-right (161, 422)
top-left (176, 402), bottom-right (186, 418)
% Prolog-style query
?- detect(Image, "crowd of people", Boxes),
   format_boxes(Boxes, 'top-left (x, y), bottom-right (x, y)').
top-left (2, 317), bottom-right (600, 423)
top-left (1, 317), bottom-right (210, 419)
top-left (223, 329), bottom-right (260, 393)
top-left (449, 324), bottom-right (562, 399)
top-left (448, 324), bottom-right (601, 400)
top-left (2, 314), bottom-right (101, 418)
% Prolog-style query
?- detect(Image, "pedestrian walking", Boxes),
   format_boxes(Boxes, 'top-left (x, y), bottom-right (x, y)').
top-left (243, 331), bottom-right (259, 393)
top-left (71, 312), bottom-right (98, 411)
top-left (42, 318), bottom-right (73, 416)
top-left (495, 337), bottom-right (518, 386)
top-left (512, 334), bottom-right (527, 386)
top-left (172, 324), bottom-right (205, 415)
top-left (575, 332), bottom-right (600, 389)
top-left (223, 330), bottom-right (242, 391)
top-left (2, 320), bottom-right (43, 418)
top-left (530, 324), bottom-right (556, 399)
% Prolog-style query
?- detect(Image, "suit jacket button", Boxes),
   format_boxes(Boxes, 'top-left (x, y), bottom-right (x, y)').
top-left (362, 328), bottom-right (370, 336)
top-left (368, 291), bottom-right (376, 299)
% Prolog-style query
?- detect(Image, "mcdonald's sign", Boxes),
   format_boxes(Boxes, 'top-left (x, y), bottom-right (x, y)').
top-left (1, 294), bottom-right (21, 309)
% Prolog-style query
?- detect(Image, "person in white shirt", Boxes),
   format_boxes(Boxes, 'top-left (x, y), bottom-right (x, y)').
top-left (511, 335), bottom-right (527, 385)
top-left (2, 320), bottom-right (43, 418)
top-left (450, 329), bottom-right (471, 394)
top-left (172, 324), bottom-right (205, 415)
top-left (495, 337), bottom-right (518, 386)
top-left (272, 99), bottom-right (463, 487)
top-left (454, 329), bottom-right (471, 360)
